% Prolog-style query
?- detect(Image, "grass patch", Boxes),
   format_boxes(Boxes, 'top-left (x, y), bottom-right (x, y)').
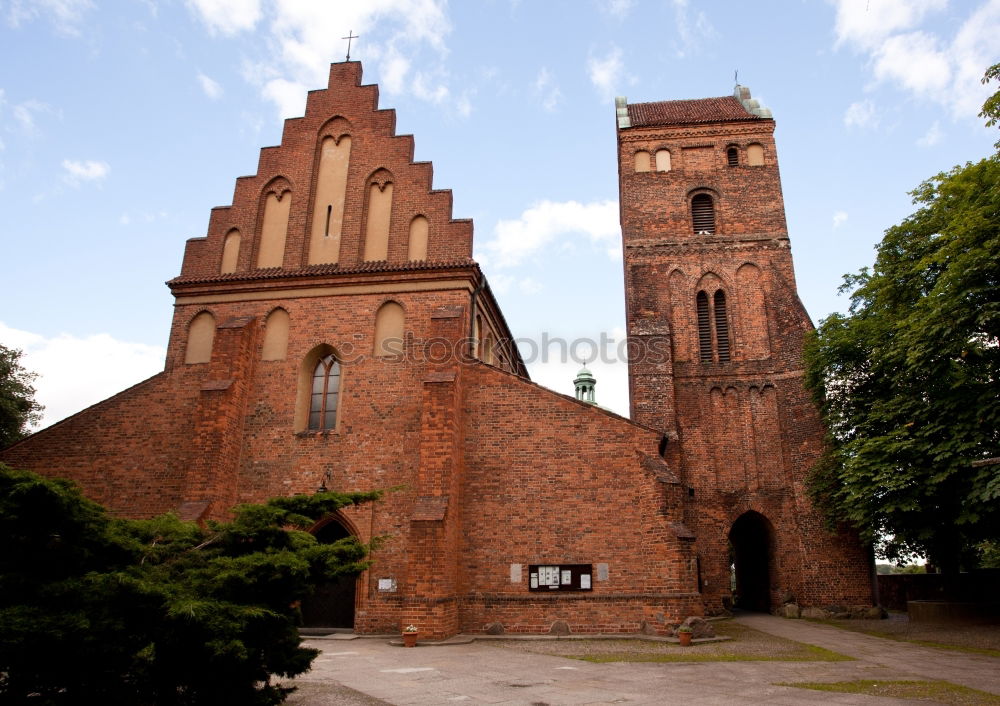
top-left (775, 679), bottom-right (1000, 705)
top-left (803, 618), bottom-right (1000, 658)
top-left (575, 643), bottom-right (848, 663)
top-left (489, 620), bottom-right (853, 663)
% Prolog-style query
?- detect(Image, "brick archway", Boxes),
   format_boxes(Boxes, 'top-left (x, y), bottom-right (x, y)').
top-left (300, 517), bottom-right (358, 629)
top-left (728, 511), bottom-right (774, 612)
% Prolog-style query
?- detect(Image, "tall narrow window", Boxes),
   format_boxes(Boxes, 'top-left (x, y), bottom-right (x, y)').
top-left (747, 143), bottom-right (764, 166)
top-left (185, 311), bottom-right (216, 364)
top-left (363, 169), bottom-right (393, 262)
top-left (714, 290), bottom-right (730, 362)
top-left (309, 354), bottom-right (340, 431)
top-left (407, 215), bottom-right (428, 261)
top-left (257, 184), bottom-right (292, 269)
top-left (221, 229), bottom-right (241, 274)
top-left (726, 147), bottom-right (739, 166)
top-left (691, 194), bottom-right (716, 234)
top-left (309, 135), bottom-right (351, 265)
top-left (697, 291), bottom-right (712, 362)
top-left (634, 151), bottom-right (651, 172)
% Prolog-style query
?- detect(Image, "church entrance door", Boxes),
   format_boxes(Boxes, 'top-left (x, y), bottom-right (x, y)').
top-left (728, 511), bottom-right (774, 612)
top-left (300, 518), bottom-right (357, 629)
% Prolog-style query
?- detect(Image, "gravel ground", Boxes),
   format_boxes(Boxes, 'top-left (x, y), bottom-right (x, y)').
top-left (814, 613), bottom-right (1000, 652)
top-left (489, 620), bottom-right (849, 661)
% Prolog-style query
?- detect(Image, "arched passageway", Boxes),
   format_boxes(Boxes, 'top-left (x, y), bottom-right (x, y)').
top-left (728, 511), bottom-right (775, 612)
top-left (300, 518), bottom-right (358, 629)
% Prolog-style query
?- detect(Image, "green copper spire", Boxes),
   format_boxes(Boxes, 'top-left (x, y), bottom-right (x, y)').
top-left (574, 365), bottom-right (597, 404)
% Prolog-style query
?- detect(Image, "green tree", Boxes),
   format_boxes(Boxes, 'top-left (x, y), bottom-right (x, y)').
top-left (0, 464), bottom-right (380, 704)
top-left (804, 77), bottom-right (1000, 570)
top-left (0, 344), bottom-right (43, 448)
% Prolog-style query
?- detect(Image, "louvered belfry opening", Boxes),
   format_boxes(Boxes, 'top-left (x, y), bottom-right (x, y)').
top-left (714, 290), bottom-right (731, 361)
top-left (697, 291), bottom-right (712, 362)
top-left (691, 194), bottom-right (716, 234)
top-left (727, 147), bottom-right (738, 166)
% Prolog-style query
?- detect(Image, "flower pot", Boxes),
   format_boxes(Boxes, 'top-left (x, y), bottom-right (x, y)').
top-left (403, 632), bottom-right (418, 648)
top-left (678, 631), bottom-right (693, 646)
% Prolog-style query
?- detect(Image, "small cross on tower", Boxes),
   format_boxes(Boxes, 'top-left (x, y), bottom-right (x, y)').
top-left (342, 30), bottom-right (359, 61)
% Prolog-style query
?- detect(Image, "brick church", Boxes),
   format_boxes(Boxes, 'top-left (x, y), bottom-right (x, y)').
top-left (1, 62), bottom-right (873, 638)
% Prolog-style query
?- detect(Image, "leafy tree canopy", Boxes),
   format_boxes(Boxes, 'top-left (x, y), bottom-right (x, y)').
top-left (0, 464), bottom-right (380, 705)
top-left (804, 67), bottom-right (1000, 572)
top-left (0, 344), bottom-right (43, 449)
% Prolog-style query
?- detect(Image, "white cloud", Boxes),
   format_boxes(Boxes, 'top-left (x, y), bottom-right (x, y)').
top-left (917, 120), bottom-right (943, 146)
top-left (844, 99), bottom-right (877, 128)
top-left (61, 159), bottom-right (110, 185)
top-left (11, 99), bottom-right (52, 135)
top-left (832, 210), bottom-right (848, 228)
top-left (481, 199), bottom-right (621, 268)
top-left (832, 0), bottom-right (946, 50)
top-left (262, 78), bottom-right (307, 120)
top-left (600, 0), bottom-right (634, 19)
top-left (6, 0), bottom-right (94, 35)
top-left (455, 92), bottom-right (473, 118)
top-left (197, 72), bottom-right (223, 99)
top-left (671, 0), bottom-right (717, 58)
top-left (186, 0), bottom-right (261, 36)
top-left (588, 46), bottom-right (625, 101)
top-left (207, 1), bottom-right (451, 118)
top-left (871, 31), bottom-right (950, 97)
top-left (534, 67), bottom-right (562, 112)
top-left (489, 274), bottom-right (543, 296)
top-left (830, 0), bottom-right (1000, 120)
top-left (0, 322), bottom-right (165, 430)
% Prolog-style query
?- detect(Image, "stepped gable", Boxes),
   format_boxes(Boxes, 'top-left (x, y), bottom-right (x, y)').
top-left (175, 61), bottom-right (473, 283)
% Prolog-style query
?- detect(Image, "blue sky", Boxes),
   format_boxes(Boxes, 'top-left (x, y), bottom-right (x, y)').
top-left (1, 0), bottom-right (997, 427)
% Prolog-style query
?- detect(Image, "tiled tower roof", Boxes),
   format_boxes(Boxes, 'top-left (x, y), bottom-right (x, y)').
top-left (626, 96), bottom-right (758, 127)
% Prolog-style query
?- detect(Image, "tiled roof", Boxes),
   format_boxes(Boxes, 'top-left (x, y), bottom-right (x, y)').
top-left (626, 96), bottom-right (759, 127)
top-left (167, 258), bottom-right (478, 286)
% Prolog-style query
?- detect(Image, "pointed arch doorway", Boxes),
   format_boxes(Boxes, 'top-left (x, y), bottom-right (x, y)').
top-left (300, 517), bottom-right (358, 629)
top-left (728, 511), bottom-right (775, 612)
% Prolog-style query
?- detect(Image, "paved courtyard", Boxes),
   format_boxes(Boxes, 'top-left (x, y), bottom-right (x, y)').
top-left (286, 614), bottom-right (1000, 705)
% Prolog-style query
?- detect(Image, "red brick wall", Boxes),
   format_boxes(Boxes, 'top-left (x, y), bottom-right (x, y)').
top-left (459, 364), bottom-right (702, 634)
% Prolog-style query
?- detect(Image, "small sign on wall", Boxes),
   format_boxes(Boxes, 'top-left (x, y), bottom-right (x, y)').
top-left (527, 564), bottom-right (593, 592)
top-left (377, 578), bottom-right (397, 592)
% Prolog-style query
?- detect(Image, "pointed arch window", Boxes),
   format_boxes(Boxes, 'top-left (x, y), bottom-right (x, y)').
top-left (697, 288), bottom-right (731, 363)
top-left (309, 354), bottom-right (341, 431)
top-left (691, 194), bottom-right (716, 234)
top-left (714, 290), bottom-right (730, 362)
top-left (697, 291), bottom-right (712, 362)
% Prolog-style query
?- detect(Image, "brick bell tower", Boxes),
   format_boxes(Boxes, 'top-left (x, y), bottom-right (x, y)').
top-left (615, 86), bottom-right (873, 613)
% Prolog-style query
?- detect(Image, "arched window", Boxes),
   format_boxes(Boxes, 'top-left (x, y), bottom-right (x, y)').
top-left (714, 290), bottom-right (730, 362)
top-left (262, 308), bottom-right (290, 361)
top-left (655, 149), bottom-right (671, 172)
top-left (309, 354), bottom-right (341, 431)
top-left (634, 151), bottom-right (651, 172)
top-left (696, 288), bottom-right (731, 363)
top-left (185, 311), bottom-right (216, 364)
top-left (696, 292), bottom-right (712, 362)
top-left (726, 147), bottom-right (739, 167)
top-left (308, 134), bottom-right (352, 265)
top-left (691, 194), bottom-right (716, 235)
top-left (408, 215), bottom-right (429, 261)
top-left (257, 179), bottom-right (292, 269)
top-left (363, 169), bottom-right (393, 262)
top-left (747, 143), bottom-right (764, 166)
top-left (374, 301), bottom-right (405, 357)
top-left (221, 229), bottom-right (241, 274)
